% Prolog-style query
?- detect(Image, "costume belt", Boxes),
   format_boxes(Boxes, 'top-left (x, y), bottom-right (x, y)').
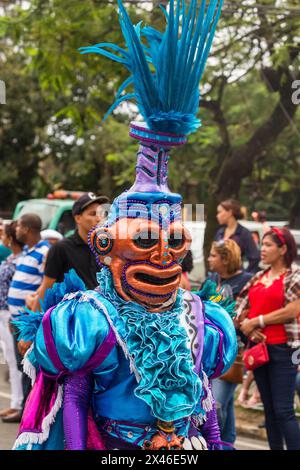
top-left (98, 417), bottom-right (191, 448)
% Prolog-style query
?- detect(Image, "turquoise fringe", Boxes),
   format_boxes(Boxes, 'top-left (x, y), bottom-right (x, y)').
top-left (97, 267), bottom-right (202, 422)
top-left (41, 269), bottom-right (86, 312)
top-left (195, 279), bottom-right (236, 318)
top-left (12, 311), bottom-right (43, 343)
top-left (12, 269), bottom-right (87, 343)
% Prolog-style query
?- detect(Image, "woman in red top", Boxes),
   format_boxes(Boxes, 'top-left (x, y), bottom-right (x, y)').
top-left (236, 228), bottom-right (300, 450)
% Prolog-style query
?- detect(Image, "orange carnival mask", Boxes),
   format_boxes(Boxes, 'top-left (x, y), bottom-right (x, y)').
top-left (89, 125), bottom-right (192, 312)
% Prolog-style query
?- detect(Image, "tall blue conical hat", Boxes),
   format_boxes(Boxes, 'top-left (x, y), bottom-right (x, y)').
top-left (80, 0), bottom-right (223, 229)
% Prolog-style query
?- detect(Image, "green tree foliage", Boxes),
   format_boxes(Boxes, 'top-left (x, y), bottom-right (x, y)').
top-left (0, 0), bottom-right (141, 208)
top-left (0, 47), bottom-right (52, 207)
top-left (200, 0), bottom-right (300, 260)
top-left (0, 1), bottom-right (299, 256)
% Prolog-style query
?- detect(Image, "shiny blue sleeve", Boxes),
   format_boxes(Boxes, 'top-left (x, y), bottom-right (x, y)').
top-left (202, 301), bottom-right (237, 379)
top-left (34, 294), bottom-right (118, 375)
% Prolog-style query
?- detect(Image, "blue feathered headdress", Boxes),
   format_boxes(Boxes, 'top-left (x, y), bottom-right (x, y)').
top-left (80, 0), bottom-right (223, 136)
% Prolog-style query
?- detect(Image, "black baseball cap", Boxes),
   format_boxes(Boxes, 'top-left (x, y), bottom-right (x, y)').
top-left (72, 193), bottom-right (109, 216)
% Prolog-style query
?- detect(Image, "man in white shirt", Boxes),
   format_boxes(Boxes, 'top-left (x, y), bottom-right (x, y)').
top-left (3, 214), bottom-right (49, 423)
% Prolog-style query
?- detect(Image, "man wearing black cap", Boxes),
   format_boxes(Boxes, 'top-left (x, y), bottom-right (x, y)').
top-left (26, 193), bottom-right (109, 311)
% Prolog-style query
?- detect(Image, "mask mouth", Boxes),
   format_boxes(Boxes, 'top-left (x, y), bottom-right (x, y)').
top-left (135, 272), bottom-right (179, 286)
top-left (123, 263), bottom-right (182, 299)
top-left (121, 277), bottom-right (177, 311)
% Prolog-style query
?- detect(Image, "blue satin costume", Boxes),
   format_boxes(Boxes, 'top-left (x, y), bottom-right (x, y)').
top-left (13, 0), bottom-right (237, 451)
top-left (13, 268), bottom-right (237, 450)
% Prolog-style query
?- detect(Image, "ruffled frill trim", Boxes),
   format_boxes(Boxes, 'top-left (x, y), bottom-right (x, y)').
top-left (96, 268), bottom-right (202, 423)
top-left (22, 345), bottom-right (36, 387)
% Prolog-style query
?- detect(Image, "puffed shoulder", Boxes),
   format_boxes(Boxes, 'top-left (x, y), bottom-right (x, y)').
top-left (202, 301), bottom-right (237, 378)
top-left (34, 291), bottom-right (114, 375)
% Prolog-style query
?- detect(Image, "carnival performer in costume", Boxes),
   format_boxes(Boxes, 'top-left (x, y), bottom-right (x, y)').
top-left (13, 0), bottom-right (237, 451)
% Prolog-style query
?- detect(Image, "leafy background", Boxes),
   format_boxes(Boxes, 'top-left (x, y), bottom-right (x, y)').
top-left (0, 0), bottom-right (299, 256)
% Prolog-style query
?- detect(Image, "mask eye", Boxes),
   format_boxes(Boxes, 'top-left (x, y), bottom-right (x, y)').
top-left (168, 230), bottom-right (185, 249)
top-left (133, 230), bottom-right (158, 249)
top-left (90, 228), bottom-right (113, 255)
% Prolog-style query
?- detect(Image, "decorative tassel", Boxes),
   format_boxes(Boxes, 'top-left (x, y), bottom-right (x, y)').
top-left (201, 371), bottom-right (213, 413)
top-left (12, 385), bottom-right (63, 449)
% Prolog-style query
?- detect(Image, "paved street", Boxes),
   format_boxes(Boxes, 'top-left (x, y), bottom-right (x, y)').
top-left (235, 437), bottom-right (268, 451)
top-left (0, 363), bottom-right (269, 451)
top-left (0, 364), bottom-right (19, 450)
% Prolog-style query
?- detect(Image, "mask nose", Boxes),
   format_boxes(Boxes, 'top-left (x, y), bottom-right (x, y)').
top-left (149, 231), bottom-right (172, 266)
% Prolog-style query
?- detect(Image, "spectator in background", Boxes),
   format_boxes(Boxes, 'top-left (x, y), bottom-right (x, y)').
top-left (251, 210), bottom-right (270, 235)
top-left (26, 193), bottom-right (109, 312)
top-left (0, 222), bottom-right (24, 420)
top-left (215, 199), bottom-right (260, 273)
top-left (179, 250), bottom-right (193, 291)
top-left (237, 370), bottom-right (262, 408)
top-left (4, 214), bottom-right (50, 423)
top-left (237, 228), bottom-right (300, 450)
top-left (206, 239), bottom-right (252, 447)
top-left (41, 229), bottom-right (63, 245)
top-left (0, 218), bottom-right (12, 264)
top-left (251, 231), bottom-right (260, 248)
top-left (207, 239), bottom-right (252, 299)
top-left (250, 210), bottom-right (270, 248)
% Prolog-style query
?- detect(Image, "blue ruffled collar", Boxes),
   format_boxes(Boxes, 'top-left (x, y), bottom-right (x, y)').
top-left (96, 268), bottom-right (202, 422)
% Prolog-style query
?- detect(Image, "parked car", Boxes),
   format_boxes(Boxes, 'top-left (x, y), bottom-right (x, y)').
top-left (12, 191), bottom-right (84, 236)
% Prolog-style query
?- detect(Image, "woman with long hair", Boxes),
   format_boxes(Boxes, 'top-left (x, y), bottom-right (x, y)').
top-left (0, 222), bottom-right (24, 420)
top-left (237, 227), bottom-right (300, 450)
top-left (207, 239), bottom-right (252, 447)
top-left (215, 199), bottom-right (260, 273)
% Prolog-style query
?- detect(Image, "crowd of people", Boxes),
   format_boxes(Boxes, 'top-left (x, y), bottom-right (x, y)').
top-left (0, 195), bottom-right (300, 450)
top-left (0, 193), bottom-right (109, 423)
top-left (203, 199), bottom-right (300, 450)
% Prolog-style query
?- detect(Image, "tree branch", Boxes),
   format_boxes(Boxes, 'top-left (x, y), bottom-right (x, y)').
top-left (216, 71), bottom-right (300, 197)
top-left (202, 78), bottom-right (231, 157)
